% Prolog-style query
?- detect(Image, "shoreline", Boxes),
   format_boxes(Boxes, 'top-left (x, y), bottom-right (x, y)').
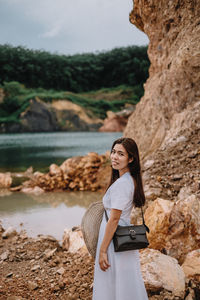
top-left (1, 224), bottom-right (199, 300)
top-left (0, 223), bottom-right (94, 300)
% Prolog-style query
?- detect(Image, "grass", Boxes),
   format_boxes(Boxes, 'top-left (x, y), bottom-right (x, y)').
top-left (0, 81), bottom-right (141, 122)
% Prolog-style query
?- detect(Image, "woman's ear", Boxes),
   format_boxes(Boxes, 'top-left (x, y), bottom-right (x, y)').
top-left (129, 157), bottom-right (133, 163)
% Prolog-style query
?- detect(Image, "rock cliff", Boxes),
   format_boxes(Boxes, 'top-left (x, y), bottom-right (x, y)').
top-left (0, 97), bottom-right (103, 133)
top-left (124, 0), bottom-right (200, 159)
top-left (99, 105), bottom-right (135, 132)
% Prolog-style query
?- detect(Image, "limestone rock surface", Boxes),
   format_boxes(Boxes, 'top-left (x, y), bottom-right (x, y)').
top-left (144, 198), bottom-right (174, 250)
top-left (144, 195), bottom-right (200, 263)
top-left (52, 99), bottom-right (103, 131)
top-left (166, 195), bottom-right (200, 263)
top-left (140, 248), bottom-right (185, 297)
top-left (0, 172), bottom-right (12, 188)
top-left (62, 227), bottom-right (88, 255)
top-left (181, 249), bottom-right (200, 282)
top-left (99, 107), bottom-right (134, 132)
top-left (124, 0), bottom-right (200, 158)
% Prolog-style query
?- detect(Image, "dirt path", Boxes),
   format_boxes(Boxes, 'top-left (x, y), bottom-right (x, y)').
top-left (0, 226), bottom-right (94, 300)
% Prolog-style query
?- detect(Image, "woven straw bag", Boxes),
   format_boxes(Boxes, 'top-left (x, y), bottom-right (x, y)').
top-left (81, 201), bottom-right (104, 258)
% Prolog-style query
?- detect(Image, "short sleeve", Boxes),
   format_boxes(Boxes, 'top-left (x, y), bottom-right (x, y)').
top-left (110, 178), bottom-right (134, 211)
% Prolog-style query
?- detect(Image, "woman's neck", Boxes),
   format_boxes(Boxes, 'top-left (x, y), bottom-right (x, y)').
top-left (119, 167), bottom-right (130, 177)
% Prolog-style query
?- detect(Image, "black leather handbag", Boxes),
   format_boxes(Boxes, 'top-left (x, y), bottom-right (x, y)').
top-left (105, 208), bottom-right (150, 252)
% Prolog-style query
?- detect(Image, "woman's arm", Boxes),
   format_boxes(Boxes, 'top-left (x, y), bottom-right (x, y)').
top-left (99, 208), bottom-right (122, 271)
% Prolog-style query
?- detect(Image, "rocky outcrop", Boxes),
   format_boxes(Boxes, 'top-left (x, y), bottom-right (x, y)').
top-left (0, 97), bottom-right (103, 133)
top-left (141, 129), bottom-right (200, 200)
top-left (0, 172), bottom-right (12, 188)
top-left (140, 249), bottom-right (185, 297)
top-left (99, 106), bottom-right (135, 132)
top-left (124, 0), bottom-right (200, 158)
top-left (182, 250), bottom-right (200, 282)
top-left (144, 195), bottom-right (200, 263)
top-left (17, 152), bottom-right (110, 192)
top-left (20, 97), bottom-right (58, 132)
top-left (52, 100), bottom-right (103, 131)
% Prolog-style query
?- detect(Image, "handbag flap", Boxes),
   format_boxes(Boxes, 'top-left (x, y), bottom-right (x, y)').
top-left (115, 225), bottom-right (147, 236)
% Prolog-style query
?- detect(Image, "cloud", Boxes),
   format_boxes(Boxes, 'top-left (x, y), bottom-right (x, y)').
top-left (0, 0), bottom-right (149, 54)
top-left (40, 22), bottom-right (63, 38)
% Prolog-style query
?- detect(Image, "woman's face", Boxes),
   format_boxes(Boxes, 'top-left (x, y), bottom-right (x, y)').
top-left (110, 143), bottom-right (132, 173)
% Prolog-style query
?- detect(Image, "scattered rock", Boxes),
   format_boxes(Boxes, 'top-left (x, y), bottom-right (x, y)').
top-left (44, 248), bottom-right (57, 259)
top-left (7, 297), bottom-right (25, 300)
top-left (57, 267), bottom-right (65, 275)
top-left (62, 228), bottom-right (88, 254)
top-left (0, 250), bottom-right (9, 261)
top-left (140, 249), bottom-right (185, 297)
top-left (14, 152), bottom-right (109, 192)
top-left (49, 164), bottom-right (63, 176)
top-left (27, 280), bottom-right (38, 290)
top-left (21, 186), bottom-right (44, 194)
top-left (0, 172), bottom-right (12, 188)
top-left (37, 234), bottom-right (58, 243)
top-left (143, 159), bottom-right (154, 170)
top-left (144, 186), bottom-right (162, 200)
top-left (31, 264), bottom-right (41, 271)
top-left (177, 186), bottom-right (192, 201)
top-left (2, 227), bottom-right (17, 239)
top-left (182, 249), bottom-right (200, 281)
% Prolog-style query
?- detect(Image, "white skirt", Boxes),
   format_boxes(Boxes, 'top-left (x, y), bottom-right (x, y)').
top-left (92, 213), bottom-right (148, 300)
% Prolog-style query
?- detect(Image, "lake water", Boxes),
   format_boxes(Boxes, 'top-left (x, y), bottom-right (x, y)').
top-left (0, 190), bottom-right (103, 241)
top-left (0, 132), bottom-right (121, 240)
top-left (0, 131), bottom-right (122, 172)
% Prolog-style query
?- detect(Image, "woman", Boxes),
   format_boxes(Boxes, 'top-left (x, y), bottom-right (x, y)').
top-left (92, 137), bottom-right (148, 300)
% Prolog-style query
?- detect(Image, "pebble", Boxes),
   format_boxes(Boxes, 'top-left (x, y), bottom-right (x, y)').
top-left (31, 264), bottom-right (41, 271)
top-left (7, 297), bottom-right (25, 300)
top-left (44, 247), bottom-right (57, 259)
top-left (28, 281), bottom-right (38, 290)
top-left (2, 227), bottom-right (17, 239)
top-left (0, 250), bottom-right (9, 261)
top-left (57, 266), bottom-right (65, 275)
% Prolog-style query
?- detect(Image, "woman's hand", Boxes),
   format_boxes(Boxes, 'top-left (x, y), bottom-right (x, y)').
top-left (99, 251), bottom-right (110, 271)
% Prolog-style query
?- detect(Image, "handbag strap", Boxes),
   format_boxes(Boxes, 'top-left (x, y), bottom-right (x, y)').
top-left (104, 206), bottom-right (149, 233)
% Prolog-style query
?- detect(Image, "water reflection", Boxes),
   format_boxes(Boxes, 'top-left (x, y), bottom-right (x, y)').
top-left (0, 190), bottom-right (104, 240)
top-left (31, 190), bottom-right (103, 208)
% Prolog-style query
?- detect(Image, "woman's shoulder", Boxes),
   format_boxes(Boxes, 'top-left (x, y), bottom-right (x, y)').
top-left (111, 172), bottom-right (134, 190)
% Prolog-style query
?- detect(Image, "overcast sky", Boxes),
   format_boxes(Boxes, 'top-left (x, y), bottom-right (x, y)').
top-left (0, 0), bottom-right (149, 55)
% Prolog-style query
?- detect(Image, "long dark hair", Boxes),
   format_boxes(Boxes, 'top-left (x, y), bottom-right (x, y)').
top-left (107, 137), bottom-right (146, 208)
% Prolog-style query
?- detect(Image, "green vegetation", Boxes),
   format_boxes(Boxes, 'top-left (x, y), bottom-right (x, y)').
top-left (0, 44), bottom-right (150, 124)
top-left (0, 44), bottom-right (149, 93)
top-left (0, 82), bottom-right (139, 121)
